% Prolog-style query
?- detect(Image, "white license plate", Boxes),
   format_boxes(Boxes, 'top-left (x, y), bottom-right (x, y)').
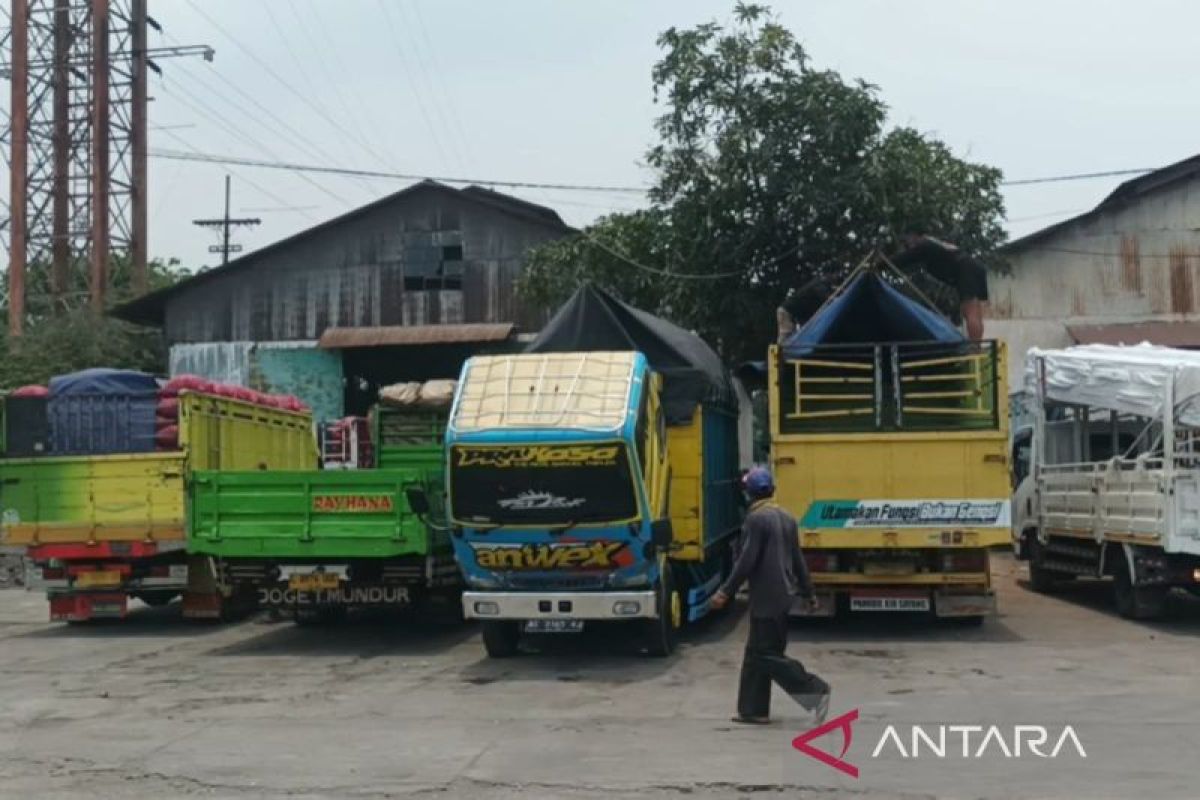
top-left (850, 596), bottom-right (930, 612)
top-left (524, 619), bottom-right (584, 633)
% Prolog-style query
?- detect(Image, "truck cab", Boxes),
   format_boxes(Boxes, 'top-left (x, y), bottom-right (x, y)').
top-left (448, 351), bottom-right (682, 656)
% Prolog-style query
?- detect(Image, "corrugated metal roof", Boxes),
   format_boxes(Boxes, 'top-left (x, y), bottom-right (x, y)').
top-left (1004, 153), bottom-right (1200, 254)
top-left (1067, 321), bottom-right (1200, 348)
top-left (318, 323), bottom-right (514, 349)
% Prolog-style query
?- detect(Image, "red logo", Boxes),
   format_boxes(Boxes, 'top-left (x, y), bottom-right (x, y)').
top-left (792, 709), bottom-right (859, 778)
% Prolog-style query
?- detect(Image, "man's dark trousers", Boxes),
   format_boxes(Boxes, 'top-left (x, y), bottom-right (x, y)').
top-left (737, 613), bottom-right (828, 718)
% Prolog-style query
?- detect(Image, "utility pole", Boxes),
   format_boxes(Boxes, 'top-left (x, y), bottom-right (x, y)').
top-left (192, 175), bottom-right (260, 265)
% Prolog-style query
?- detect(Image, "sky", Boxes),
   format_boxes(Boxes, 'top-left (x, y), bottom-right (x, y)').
top-left (138, 0), bottom-right (1200, 270)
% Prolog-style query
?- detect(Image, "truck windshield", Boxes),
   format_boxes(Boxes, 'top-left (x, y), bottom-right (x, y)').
top-left (449, 443), bottom-right (639, 527)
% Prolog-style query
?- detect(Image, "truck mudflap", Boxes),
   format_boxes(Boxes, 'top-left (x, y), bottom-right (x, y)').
top-left (463, 590), bottom-right (658, 621)
top-left (49, 592), bottom-right (126, 621)
top-left (933, 590), bottom-right (996, 618)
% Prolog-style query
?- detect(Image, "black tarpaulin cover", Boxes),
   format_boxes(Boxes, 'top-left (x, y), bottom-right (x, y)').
top-left (526, 284), bottom-right (734, 423)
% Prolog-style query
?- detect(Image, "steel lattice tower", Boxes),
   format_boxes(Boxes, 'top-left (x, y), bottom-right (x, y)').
top-left (2, 0), bottom-right (147, 335)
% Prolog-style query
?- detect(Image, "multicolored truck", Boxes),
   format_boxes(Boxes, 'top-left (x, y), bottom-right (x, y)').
top-left (446, 286), bottom-right (742, 657)
top-left (771, 268), bottom-right (1010, 622)
top-left (0, 389), bottom-right (316, 621)
top-left (187, 403), bottom-right (459, 621)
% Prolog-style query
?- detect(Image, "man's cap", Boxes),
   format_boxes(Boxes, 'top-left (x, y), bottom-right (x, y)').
top-left (742, 467), bottom-right (774, 497)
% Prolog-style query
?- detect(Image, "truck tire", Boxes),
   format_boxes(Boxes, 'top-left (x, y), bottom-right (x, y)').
top-left (481, 621), bottom-right (521, 658)
top-left (1027, 533), bottom-right (1056, 594)
top-left (642, 563), bottom-right (681, 657)
top-left (1113, 554), bottom-right (1168, 620)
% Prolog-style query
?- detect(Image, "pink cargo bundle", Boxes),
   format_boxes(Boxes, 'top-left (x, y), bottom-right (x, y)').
top-left (11, 384), bottom-right (49, 398)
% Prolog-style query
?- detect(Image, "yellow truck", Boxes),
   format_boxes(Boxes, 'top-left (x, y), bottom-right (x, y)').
top-left (770, 269), bottom-right (1010, 622)
top-left (0, 386), bottom-right (315, 621)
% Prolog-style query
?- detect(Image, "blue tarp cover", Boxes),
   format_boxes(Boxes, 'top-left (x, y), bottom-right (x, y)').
top-left (47, 368), bottom-right (159, 455)
top-left (782, 272), bottom-right (962, 358)
top-left (49, 368), bottom-right (159, 396)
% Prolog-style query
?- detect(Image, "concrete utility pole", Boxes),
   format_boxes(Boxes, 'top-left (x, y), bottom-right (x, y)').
top-left (192, 175), bottom-right (260, 266)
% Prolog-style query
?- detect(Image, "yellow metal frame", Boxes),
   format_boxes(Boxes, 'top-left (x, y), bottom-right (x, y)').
top-left (899, 350), bottom-right (994, 418)
top-left (787, 355), bottom-right (875, 421)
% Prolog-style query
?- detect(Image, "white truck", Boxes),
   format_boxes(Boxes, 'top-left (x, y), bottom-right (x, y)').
top-left (1012, 344), bottom-right (1200, 619)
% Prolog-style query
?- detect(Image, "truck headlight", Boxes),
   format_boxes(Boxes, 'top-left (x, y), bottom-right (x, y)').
top-left (612, 601), bottom-right (641, 616)
top-left (474, 601), bottom-right (500, 616)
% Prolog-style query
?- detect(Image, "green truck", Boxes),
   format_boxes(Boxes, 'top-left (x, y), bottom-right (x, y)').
top-left (188, 405), bottom-right (460, 621)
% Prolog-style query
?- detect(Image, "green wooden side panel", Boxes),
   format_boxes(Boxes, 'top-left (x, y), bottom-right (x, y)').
top-left (188, 466), bottom-right (448, 560)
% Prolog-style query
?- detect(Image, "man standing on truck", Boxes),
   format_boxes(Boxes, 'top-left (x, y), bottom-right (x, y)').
top-left (711, 468), bottom-right (830, 725)
top-left (891, 232), bottom-right (989, 341)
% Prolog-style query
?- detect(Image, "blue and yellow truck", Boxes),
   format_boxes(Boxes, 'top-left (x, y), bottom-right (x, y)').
top-left (441, 285), bottom-right (741, 657)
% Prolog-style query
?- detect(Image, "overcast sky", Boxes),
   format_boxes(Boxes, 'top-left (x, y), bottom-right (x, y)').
top-left (142, 0), bottom-right (1198, 270)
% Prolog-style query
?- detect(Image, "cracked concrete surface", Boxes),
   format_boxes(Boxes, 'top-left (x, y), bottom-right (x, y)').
top-left (1, 554), bottom-right (1197, 799)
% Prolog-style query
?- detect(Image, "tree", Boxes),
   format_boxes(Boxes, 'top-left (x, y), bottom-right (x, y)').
top-left (0, 256), bottom-right (194, 388)
top-left (518, 3), bottom-right (1006, 362)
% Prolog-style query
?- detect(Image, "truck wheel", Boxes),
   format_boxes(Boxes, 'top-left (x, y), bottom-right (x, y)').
top-left (481, 621), bottom-right (521, 658)
top-left (1027, 534), bottom-right (1056, 594)
top-left (642, 564), bottom-right (681, 657)
top-left (1113, 555), bottom-right (1168, 620)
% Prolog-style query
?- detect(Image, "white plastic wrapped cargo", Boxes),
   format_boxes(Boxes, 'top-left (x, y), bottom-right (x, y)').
top-left (1026, 343), bottom-right (1200, 427)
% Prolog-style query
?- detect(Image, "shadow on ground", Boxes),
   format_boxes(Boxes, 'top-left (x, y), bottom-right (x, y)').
top-left (15, 600), bottom-right (233, 639)
top-left (456, 605), bottom-right (747, 685)
top-left (208, 614), bottom-right (479, 657)
top-left (1015, 576), bottom-right (1200, 637)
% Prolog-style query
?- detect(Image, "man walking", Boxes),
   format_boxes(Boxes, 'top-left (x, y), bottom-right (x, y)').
top-left (711, 468), bottom-right (830, 725)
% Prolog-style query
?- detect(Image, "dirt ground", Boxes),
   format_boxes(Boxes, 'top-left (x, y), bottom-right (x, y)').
top-left (1, 552), bottom-right (1197, 799)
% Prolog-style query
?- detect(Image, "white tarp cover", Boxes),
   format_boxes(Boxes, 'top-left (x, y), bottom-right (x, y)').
top-left (1026, 343), bottom-right (1200, 426)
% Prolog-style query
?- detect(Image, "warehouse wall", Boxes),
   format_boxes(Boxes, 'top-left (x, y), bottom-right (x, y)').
top-left (169, 342), bottom-right (344, 422)
top-left (161, 186), bottom-right (568, 344)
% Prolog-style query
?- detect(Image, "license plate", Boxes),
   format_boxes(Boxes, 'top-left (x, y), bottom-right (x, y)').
top-left (524, 619), bottom-right (584, 634)
top-left (75, 570), bottom-right (122, 588)
top-left (850, 596), bottom-right (930, 612)
top-left (289, 573), bottom-right (340, 591)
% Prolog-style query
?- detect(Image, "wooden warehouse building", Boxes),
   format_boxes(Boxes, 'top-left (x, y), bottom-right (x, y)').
top-left (116, 180), bottom-right (574, 418)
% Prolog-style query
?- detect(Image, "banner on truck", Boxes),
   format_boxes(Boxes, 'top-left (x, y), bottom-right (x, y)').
top-left (801, 499), bottom-right (1010, 529)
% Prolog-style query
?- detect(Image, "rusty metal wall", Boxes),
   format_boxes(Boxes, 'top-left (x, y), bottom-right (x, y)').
top-left (991, 179), bottom-right (1200, 323)
top-left (162, 188), bottom-right (566, 343)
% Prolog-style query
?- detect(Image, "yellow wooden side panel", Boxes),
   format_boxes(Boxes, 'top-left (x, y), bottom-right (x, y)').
top-left (774, 436), bottom-right (1011, 548)
top-left (179, 393), bottom-right (317, 471)
top-left (667, 412), bottom-right (703, 560)
top-left (2, 452), bottom-right (186, 545)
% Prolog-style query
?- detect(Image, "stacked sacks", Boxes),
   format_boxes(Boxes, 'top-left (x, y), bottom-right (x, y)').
top-left (155, 375), bottom-right (310, 451)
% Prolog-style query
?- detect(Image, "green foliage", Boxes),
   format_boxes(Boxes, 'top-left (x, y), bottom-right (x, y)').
top-left (518, 2), bottom-right (1007, 361)
top-left (0, 256), bottom-right (193, 389)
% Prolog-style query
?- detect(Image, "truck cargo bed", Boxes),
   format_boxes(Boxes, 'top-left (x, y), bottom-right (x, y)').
top-left (189, 468), bottom-right (446, 560)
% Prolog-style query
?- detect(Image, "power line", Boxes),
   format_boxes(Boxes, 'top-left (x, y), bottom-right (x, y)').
top-left (157, 128), bottom-right (317, 222)
top-left (376, 0), bottom-right (457, 172)
top-left (398, 0), bottom-right (476, 173)
top-left (180, 0), bottom-right (397, 172)
top-left (156, 27), bottom-right (374, 197)
top-left (148, 148), bottom-right (651, 194)
top-left (155, 71), bottom-right (349, 205)
top-left (1002, 168), bottom-right (1155, 187)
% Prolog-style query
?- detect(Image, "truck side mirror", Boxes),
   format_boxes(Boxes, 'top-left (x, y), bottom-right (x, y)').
top-left (405, 487), bottom-right (431, 516)
top-left (651, 518), bottom-right (673, 548)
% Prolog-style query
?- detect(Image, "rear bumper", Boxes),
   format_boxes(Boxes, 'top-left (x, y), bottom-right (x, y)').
top-left (463, 590), bottom-right (657, 621)
top-left (789, 586), bottom-right (995, 618)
